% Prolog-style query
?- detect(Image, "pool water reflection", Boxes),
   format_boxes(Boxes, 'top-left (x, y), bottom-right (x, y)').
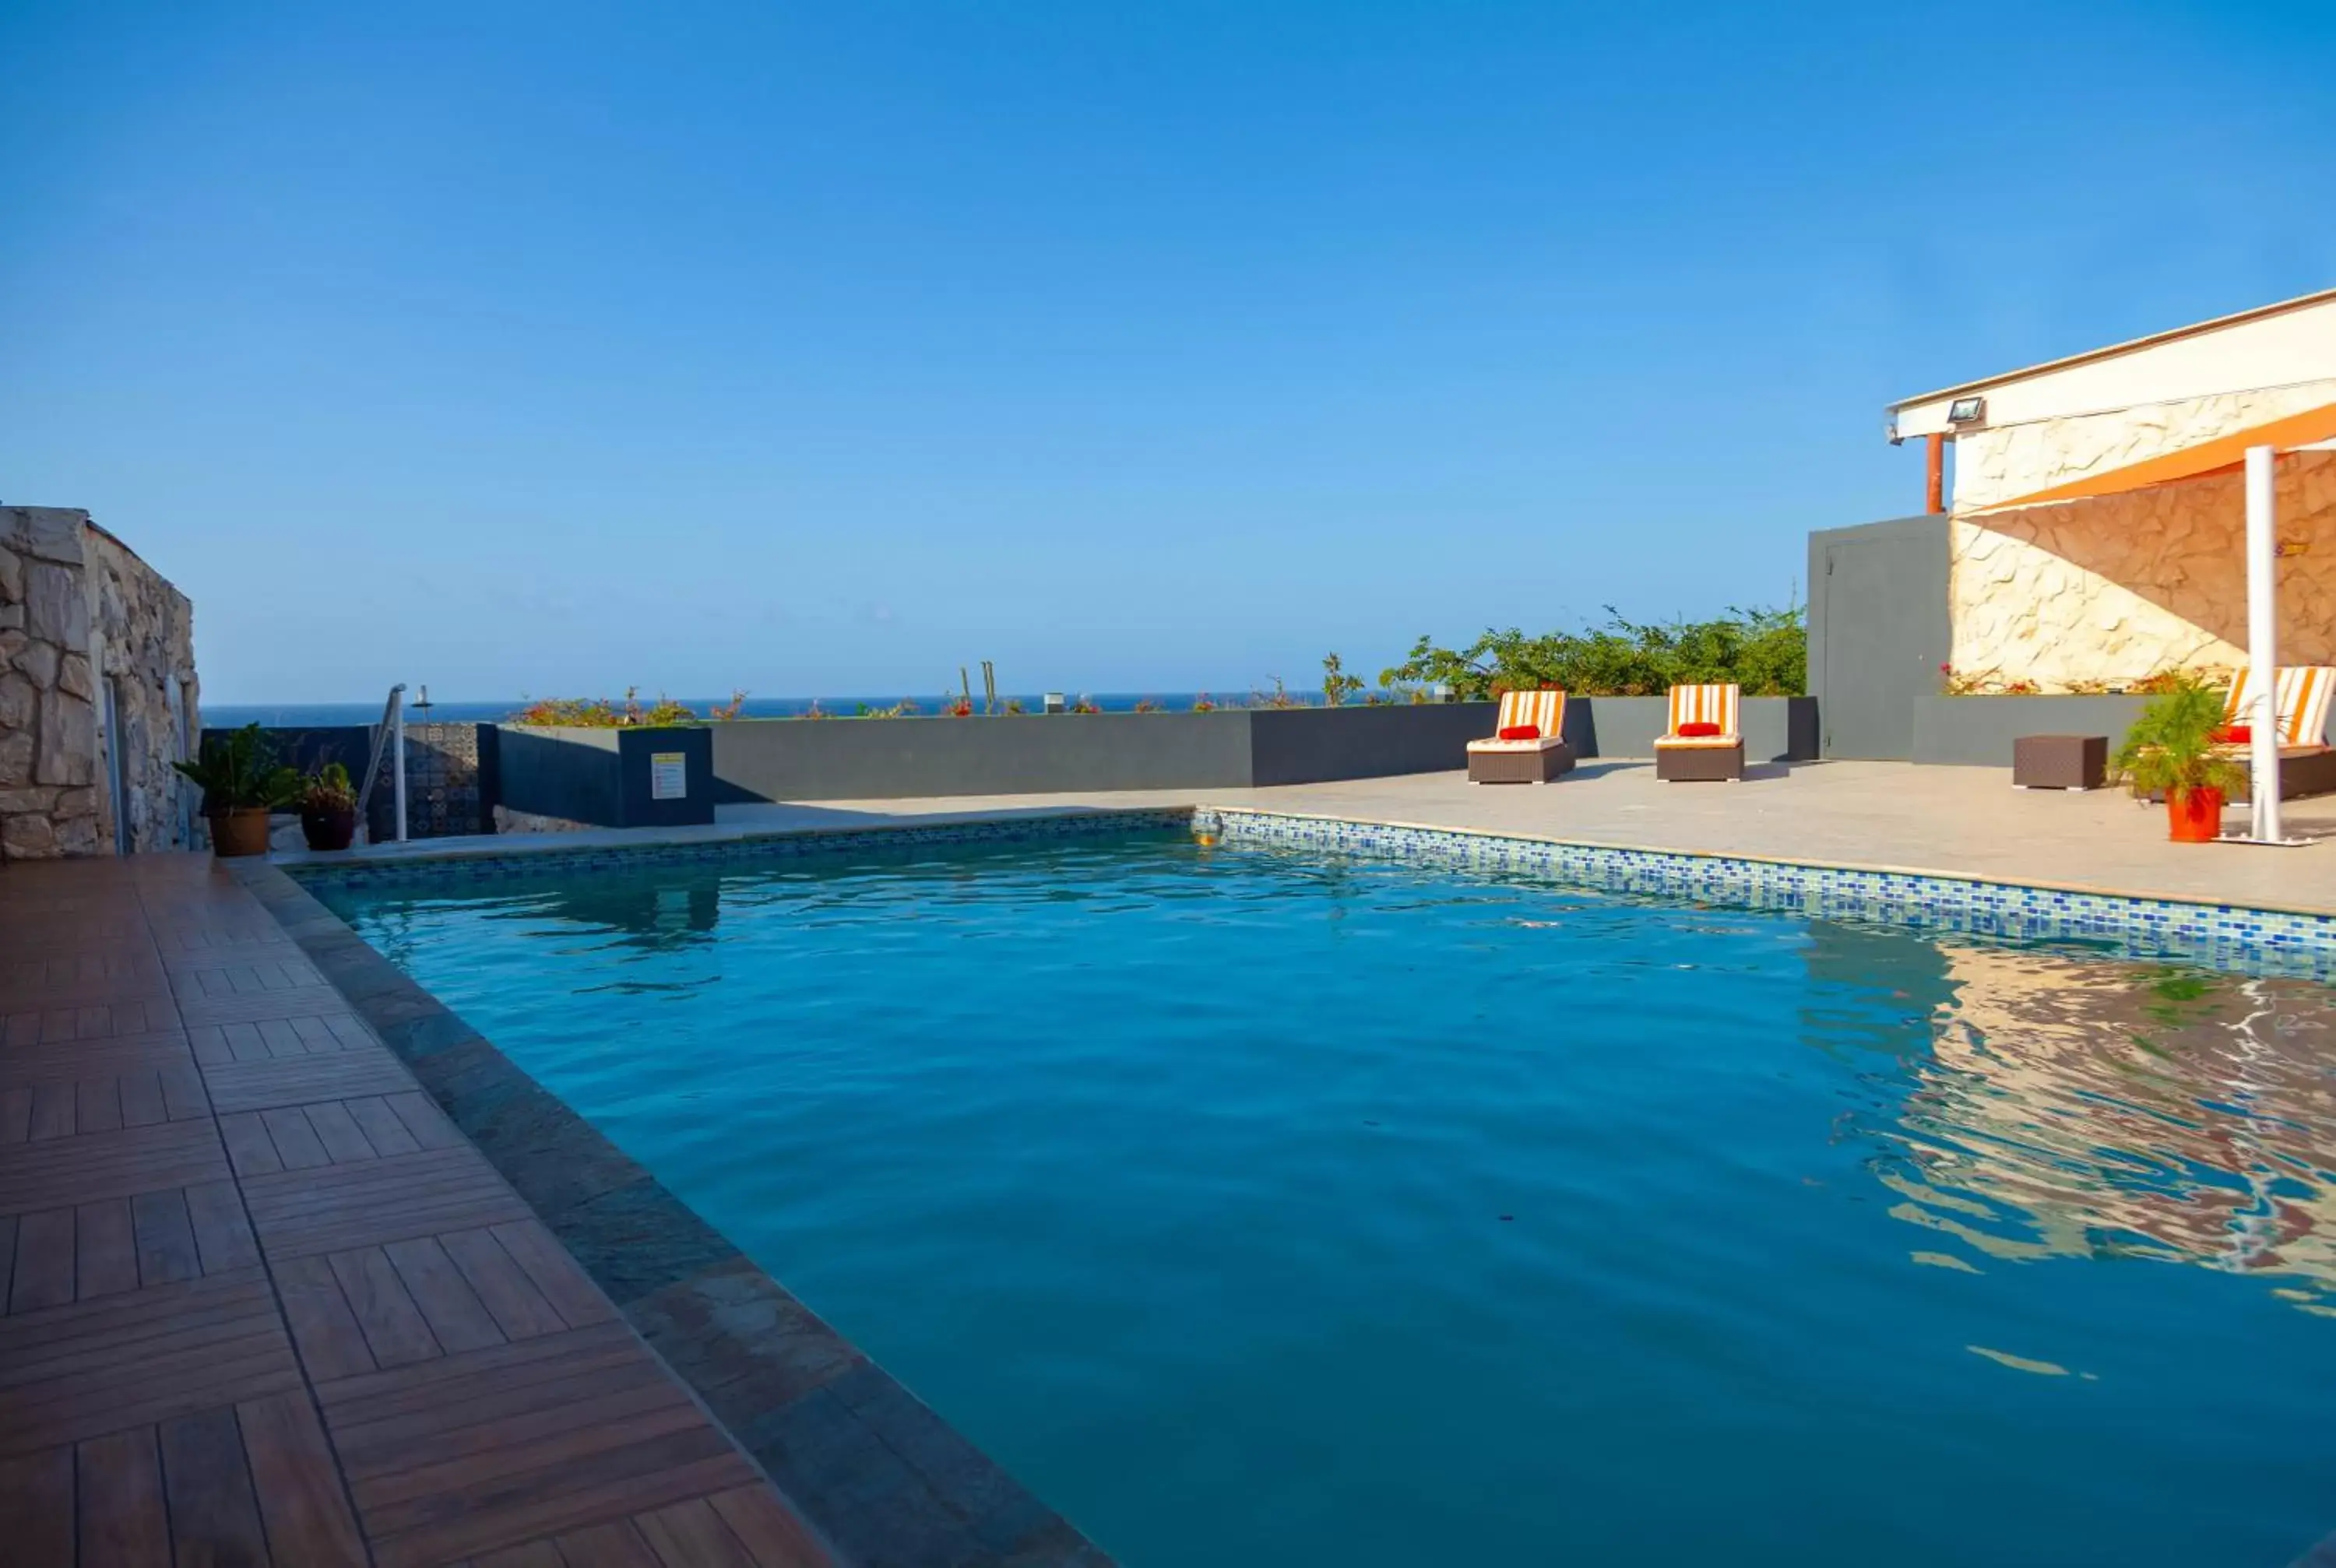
top-left (324, 836), bottom-right (2336, 1566)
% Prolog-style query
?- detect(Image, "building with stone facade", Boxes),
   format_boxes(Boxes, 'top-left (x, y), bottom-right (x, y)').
top-left (1887, 288), bottom-right (2336, 691)
top-left (0, 506), bottom-right (199, 860)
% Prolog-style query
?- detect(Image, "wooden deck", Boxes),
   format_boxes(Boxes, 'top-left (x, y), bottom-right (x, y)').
top-left (0, 853), bottom-right (832, 1566)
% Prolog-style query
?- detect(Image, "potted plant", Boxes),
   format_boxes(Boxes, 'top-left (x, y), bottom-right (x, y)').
top-left (295, 762), bottom-right (359, 852)
top-left (171, 723), bottom-right (301, 857)
top-left (2112, 677), bottom-right (2249, 843)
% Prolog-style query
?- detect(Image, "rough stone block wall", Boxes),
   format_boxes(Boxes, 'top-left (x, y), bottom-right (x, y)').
top-left (1949, 395), bottom-right (2336, 691)
top-left (85, 524), bottom-right (200, 853)
top-left (1, 508), bottom-right (199, 860)
top-left (1951, 379), bottom-right (2336, 512)
top-left (0, 508), bottom-right (197, 860)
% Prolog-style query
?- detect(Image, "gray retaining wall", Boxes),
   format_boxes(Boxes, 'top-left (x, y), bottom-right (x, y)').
top-left (1563, 696), bottom-right (1818, 762)
top-left (498, 725), bottom-right (716, 828)
top-left (708, 710), bottom-right (1259, 800)
top-left (704, 697), bottom-right (1813, 804)
top-left (1908, 696), bottom-right (2151, 767)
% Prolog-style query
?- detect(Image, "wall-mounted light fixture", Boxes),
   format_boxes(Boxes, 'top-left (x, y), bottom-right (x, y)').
top-left (1947, 396), bottom-right (1986, 425)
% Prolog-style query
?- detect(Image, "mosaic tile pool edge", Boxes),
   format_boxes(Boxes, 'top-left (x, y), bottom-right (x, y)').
top-left (290, 801), bottom-right (2335, 976)
top-left (1197, 808), bottom-right (2336, 978)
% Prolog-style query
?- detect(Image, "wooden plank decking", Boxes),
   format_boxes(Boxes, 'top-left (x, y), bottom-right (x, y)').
top-left (0, 853), bottom-right (832, 1567)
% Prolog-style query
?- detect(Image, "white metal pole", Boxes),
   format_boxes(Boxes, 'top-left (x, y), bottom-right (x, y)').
top-left (2244, 445), bottom-right (2281, 844)
top-left (393, 688), bottom-right (410, 844)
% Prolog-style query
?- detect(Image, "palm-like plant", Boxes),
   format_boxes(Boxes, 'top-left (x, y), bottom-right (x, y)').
top-left (171, 724), bottom-right (301, 813)
top-left (2112, 677), bottom-right (2249, 802)
top-left (297, 761), bottom-right (354, 811)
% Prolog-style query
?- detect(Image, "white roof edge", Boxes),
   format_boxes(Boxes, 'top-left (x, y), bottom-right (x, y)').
top-left (1887, 287), bottom-right (2336, 413)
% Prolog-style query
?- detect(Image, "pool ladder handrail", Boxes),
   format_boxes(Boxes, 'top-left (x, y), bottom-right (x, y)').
top-left (351, 684), bottom-right (409, 844)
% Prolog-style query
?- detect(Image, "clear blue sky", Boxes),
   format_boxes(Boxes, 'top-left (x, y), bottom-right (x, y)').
top-left (5, 2), bottom-right (2331, 703)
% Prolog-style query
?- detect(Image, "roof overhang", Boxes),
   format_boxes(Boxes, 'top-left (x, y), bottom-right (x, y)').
top-left (1888, 287), bottom-right (2336, 442)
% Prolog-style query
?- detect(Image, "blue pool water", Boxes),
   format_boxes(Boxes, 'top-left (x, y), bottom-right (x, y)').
top-left (322, 835), bottom-right (2336, 1566)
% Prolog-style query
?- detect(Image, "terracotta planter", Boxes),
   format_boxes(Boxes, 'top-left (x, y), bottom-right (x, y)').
top-left (301, 800), bottom-right (357, 853)
top-left (2166, 786), bottom-right (2225, 843)
top-left (207, 807), bottom-right (273, 858)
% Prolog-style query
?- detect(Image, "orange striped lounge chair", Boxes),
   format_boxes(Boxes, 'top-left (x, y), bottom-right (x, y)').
top-left (2216, 666), bottom-right (2336, 800)
top-left (1655, 684), bottom-right (1744, 782)
top-left (1466, 689), bottom-right (1575, 784)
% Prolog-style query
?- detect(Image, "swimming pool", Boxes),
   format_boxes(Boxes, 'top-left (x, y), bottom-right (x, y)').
top-left (318, 831), bottom-right (2336, 1566)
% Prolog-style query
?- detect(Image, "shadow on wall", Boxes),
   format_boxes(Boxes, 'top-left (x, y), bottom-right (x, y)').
top-left (1954, 452), bottom-right (2336, 682)
top-left (497, 726), bottom-right (714, 830)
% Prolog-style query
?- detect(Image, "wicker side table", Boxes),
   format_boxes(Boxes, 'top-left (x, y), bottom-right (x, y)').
top-left (2013, 733), bottom-right (2108, 790)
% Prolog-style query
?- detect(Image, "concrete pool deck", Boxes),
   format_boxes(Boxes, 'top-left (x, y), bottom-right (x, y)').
top-left (300, 760), bottom-right (2336, 919)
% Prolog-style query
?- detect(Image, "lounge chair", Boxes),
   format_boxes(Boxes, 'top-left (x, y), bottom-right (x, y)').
top-left (2215, 666), bottom-right (2336, 800)
top-left (1466, 689), bottom-right (1575, 783)
top-left (1655, 684), bottom-right (1744, 782)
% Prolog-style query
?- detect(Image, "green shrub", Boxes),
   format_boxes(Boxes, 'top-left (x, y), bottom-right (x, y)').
top-left (2111, 675), bottom-right (2249, 800)
top-left (1380, 605), bottom-right (1805, 699)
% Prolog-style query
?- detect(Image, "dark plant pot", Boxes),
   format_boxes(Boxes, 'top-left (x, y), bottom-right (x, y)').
top-left (301, 800), bottom-right (357, 853)
top-left (2166, 786), bottom-right (2225, 843)
top-left (208, 807), bottom-right (272, 858)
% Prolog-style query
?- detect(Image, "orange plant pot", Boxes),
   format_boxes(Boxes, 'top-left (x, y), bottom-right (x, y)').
top-left (2166, 786), bottom-right (2225, 843)
top-left (207, 807), bottom-right (273, 858)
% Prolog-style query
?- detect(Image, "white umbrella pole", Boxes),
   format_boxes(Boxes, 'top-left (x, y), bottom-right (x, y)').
top-left (2244, 444), bottom-right (2281, 843)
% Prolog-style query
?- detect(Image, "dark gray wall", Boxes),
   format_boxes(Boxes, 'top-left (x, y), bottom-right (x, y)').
top-left (1909, 695), bottom-right (2151, 766)
top-left (1248, 703), bottom-right (1497, 786)
top-left (617, 727), bottom-right (716, 827)
top-left (1808, 515), bottom-right (1951, 760)
top-left (498, 726), bottom-right (623, 824)
top-left (499, 726), bottom-right (716, 827)
top-left (1567, 697), bottom-right (1818, 762)
top-left (702, 698), bottom-right (1810, 803)
top-left (709, 712), bottom-right (1258, 800)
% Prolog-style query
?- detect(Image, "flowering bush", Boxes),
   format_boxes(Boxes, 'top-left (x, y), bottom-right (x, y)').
top-left (509, 686), bottom-right (728, 726)
top-left (1941, 664), bottom-right (2037, 696)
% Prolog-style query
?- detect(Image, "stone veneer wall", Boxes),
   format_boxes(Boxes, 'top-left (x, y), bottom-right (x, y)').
top-left (0, 507), bottom-right (198, 860)
top-left (1947, 387), bottom-right (2336, 690)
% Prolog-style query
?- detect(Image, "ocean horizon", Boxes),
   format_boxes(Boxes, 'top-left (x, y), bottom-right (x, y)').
top-left (203, 692), bottom-right (1298, 728)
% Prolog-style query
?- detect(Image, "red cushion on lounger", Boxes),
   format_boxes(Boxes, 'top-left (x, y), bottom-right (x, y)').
top-left (2213, 724), bottom-right (2251, 744)
top-left (1497, 724), bottom-right (1539, 741)
top-left (1676, 721), bottom-right (1722, 737)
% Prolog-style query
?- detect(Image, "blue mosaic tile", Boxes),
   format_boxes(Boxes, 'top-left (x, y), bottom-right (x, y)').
top-left (1194, 808), bottom-right (2336, 979)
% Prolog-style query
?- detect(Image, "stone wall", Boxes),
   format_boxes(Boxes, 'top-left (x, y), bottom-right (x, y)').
top-left (86, 524), bottom-right (201, 852)
top-left (1947, 392), bottom-right (2336, 690)
top-left (0, 507), bottom-right (198, 860)
top-left (1952, 379), bottom-right (2336, 512)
